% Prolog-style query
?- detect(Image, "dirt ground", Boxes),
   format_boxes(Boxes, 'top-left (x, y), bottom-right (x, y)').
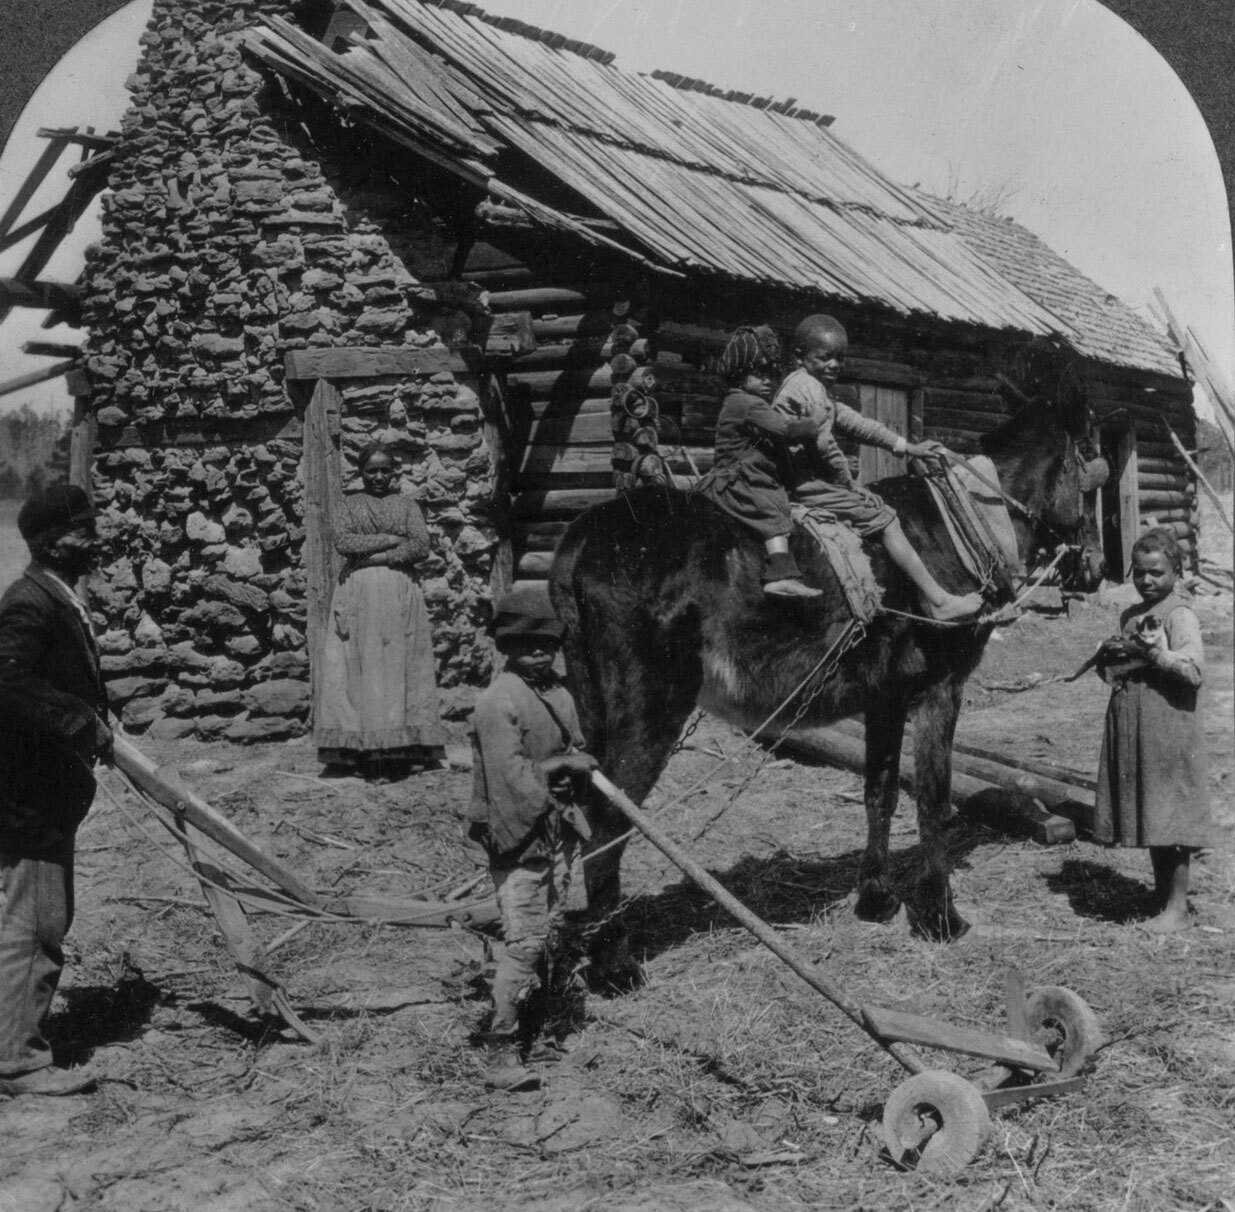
top-left (1, 570), bottom-right (1232, 1210)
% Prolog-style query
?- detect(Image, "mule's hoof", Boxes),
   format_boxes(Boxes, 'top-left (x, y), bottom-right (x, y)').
top-left (587, 935), bottom-right (645, 995)
top-left (907, 901), bottom-right (971, 942)
top-left (854, 883), bottom-right (902, 924)
top-left (587, 955), bottom-right (645, 995)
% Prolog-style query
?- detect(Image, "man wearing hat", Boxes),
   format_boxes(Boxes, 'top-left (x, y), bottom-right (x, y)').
top-left (466, 587), bottom-right (597, 1090)
top-left (0, 483), bottom-right (111, 1096)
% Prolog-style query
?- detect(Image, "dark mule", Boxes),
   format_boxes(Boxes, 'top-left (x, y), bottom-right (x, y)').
top-left (549, 405), bottom-right (1107, 968)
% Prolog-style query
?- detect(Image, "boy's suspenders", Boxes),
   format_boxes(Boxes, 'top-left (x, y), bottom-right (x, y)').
top-left (529, 685), bottom-right (575, 754)
top-left (527, 685), bottom-right (592, 840)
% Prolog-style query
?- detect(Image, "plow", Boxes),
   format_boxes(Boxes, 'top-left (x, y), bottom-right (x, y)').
top-left (108, 730), bottom-right (1100, 1174)
top-left (108, 735), bottom-right (499, 1045)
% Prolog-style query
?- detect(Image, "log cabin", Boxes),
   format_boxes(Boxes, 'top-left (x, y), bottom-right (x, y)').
top-left (70, 0), bottom-right (1198, 737)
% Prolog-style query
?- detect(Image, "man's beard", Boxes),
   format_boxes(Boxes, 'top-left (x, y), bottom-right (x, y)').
top-left (45, 549), bottom-right (95, 579)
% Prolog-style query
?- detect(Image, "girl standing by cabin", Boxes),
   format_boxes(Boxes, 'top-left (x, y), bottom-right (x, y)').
top-left (315, 443), bottom-right (447, 780)
top-left (1094, 527), bottom-right (1215, 932)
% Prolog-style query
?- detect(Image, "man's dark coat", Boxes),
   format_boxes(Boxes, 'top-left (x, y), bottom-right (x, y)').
top-left (0, 565), bottom-right (109, 846)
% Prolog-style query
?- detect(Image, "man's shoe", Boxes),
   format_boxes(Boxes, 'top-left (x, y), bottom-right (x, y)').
top-left (0, 1067), bottom-right (95, 1097)
top-left (482, 1040), bottom-right (540, 1092)
top-left (764, 578), bottom-right (823, 599)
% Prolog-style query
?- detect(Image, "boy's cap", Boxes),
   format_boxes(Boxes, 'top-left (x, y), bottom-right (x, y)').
top-left (17, 483), bottom-right (96, 542)
top-left (492, 586), bottom-right (565, 642)
top-left (718, 325), bottom-right (781, 379)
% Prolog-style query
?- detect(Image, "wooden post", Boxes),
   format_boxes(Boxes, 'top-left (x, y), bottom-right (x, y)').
top-left (68, 396), bottom-right (96, 493)
top-left (1113, 427), bottom-right (1139, 577)
top-left (300, 379), bottom-right (343, 728)
top-left (477, 371), bottom-right (514, 602)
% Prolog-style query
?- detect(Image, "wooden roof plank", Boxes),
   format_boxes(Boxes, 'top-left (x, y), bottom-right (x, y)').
top-left (0, 135), bottom-right (70, 240)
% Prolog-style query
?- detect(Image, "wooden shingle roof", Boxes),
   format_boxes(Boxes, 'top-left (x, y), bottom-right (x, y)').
top-left (246, 0), bottom-right (1183, 376)
top-left (933, 197), bottom-right (1181, 378)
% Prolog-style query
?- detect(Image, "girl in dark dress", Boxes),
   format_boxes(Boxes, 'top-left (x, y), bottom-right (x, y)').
top-left (1093, 528), bottom-right (1215, 932)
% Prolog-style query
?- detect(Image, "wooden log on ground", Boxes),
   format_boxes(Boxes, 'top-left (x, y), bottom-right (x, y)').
top-left (779, 727), bottom-right (1085, 843)
top-left (829, 718), bottom-right (1096, 795)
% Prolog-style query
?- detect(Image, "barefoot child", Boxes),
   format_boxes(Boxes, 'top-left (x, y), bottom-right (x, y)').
top-left (775, 315), bottom-right (983, 621)
top-left (467, 589), bottom-right (597, 1088)
top-left (1093, 528), bottom-right (1213, 932)
top-left (694, 325), bottom-right (828, 597)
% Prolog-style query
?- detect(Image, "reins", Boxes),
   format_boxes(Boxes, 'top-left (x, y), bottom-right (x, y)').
top-left (874, 444), bottom-right (1088, 629)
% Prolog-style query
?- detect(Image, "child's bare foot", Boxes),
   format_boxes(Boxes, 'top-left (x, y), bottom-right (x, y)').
top-left (924, 591), bottom-right (984, 621)
top-left (1142, 907), bottom-right (1189, 934)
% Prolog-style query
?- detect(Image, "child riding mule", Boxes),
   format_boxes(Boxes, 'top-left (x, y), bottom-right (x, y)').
top-left (549, 402), bottom-right (1108, 983)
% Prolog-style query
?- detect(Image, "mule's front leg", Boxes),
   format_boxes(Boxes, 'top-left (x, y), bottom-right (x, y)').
top-left (579, 681), bottom-right (700, 993)
top-left (854, 700), bottom-right (907, 923)
top-left (906, 678), bottom-right (969, 941)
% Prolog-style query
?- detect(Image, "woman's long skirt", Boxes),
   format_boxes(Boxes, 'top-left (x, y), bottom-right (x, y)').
top-left (314, 565), bottom-right (447, 763)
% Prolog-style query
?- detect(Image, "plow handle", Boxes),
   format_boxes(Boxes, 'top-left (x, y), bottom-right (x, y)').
top-left (590, 771), bottom-right (926, 1076)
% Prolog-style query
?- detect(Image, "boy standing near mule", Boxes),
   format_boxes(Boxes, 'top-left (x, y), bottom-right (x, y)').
top-left (467, 589), bottom-right (596, 1090)
top-left (775, 314), bottom-right (983, 621)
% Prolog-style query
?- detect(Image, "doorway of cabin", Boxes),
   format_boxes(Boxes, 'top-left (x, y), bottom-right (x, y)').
top-left (1098, 421), bottom-right (1138, 580)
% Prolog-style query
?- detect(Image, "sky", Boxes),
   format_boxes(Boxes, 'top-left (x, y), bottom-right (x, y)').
top-left (0, 0), bottom-right (1230, 422)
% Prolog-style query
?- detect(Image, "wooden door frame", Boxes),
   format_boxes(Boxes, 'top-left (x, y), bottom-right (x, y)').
top-left (856, 383), bottom-right (911, 484)
top-left (1099, 420), bottom-right (1139, 579)
top-left (284, 346), bottom-right (505, 724)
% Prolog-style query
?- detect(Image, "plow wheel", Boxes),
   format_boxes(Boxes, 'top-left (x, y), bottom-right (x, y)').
top-left (1024, 985), bottom-right (1102, 1078)
top-left (882, 1070), bottom-right (991, 1175)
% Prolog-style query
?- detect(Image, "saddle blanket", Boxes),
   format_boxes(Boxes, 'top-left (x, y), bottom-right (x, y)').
top-left (791, 457), bottom-right (1022, 622)
top-left (791, 504), bottom-right (883, 623)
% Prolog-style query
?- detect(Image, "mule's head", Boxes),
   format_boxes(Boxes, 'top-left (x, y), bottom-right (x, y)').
top-left (982, 388), bottom-right (1108, 592)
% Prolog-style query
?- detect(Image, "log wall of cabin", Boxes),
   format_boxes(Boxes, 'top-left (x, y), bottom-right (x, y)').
top-left (1082, 363), bottom-right (1199, 575)
top-left (460, 250), bottom-right (1198, 588)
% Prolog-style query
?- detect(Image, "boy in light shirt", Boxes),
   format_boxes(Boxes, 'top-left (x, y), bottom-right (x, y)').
top-left (774, 314), bottom-right (983, 621)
